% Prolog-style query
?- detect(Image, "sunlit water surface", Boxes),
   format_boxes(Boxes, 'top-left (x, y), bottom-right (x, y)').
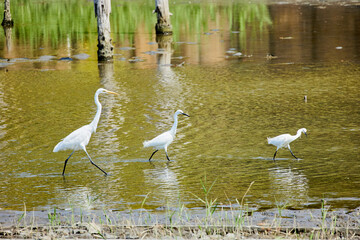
top-left (0, 0), bottom-right (359, 213)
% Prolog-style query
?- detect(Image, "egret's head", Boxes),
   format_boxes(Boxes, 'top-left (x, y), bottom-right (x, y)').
top-left (175, 109), bottom-right (190, 117)
top-left (301, 128), bottom-right (307, 137)
top-left (96, 88), bottom-right (118, 95)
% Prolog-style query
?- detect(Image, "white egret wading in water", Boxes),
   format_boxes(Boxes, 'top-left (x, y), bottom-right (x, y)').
top-left (53, 88), bottom-right (118, 175)
top-left (143, 110), bottom-right (189, 162)
top-left (267, 128), bottom-right (307, 161)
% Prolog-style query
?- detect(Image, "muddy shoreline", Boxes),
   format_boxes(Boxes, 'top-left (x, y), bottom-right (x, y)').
top-left (1, 207), bottom-right (359, 238)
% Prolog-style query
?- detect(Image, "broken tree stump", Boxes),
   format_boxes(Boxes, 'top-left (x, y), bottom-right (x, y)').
top-left (94, 0), bottom-right (113, 61)
top-left (1, 0), bottom-right (14, 27)
top-left (154, 0), bottom-right (172, 35)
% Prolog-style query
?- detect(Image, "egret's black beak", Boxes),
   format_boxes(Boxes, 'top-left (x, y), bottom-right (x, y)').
top-left (305, 132), bottom-right (308, 137)
top-left (182, 113), bottom-right (190, 117)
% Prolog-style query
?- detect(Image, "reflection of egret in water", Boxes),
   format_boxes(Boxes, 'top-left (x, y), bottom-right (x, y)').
top-left (268, 166), bottom-right (309, 206)
top-left (60, 185), bottom-right (103, 211)
top-left (143, 164), bottom-right (181, 205)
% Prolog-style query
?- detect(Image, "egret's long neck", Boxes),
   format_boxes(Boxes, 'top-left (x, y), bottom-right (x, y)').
top-left (89, 92), bottom-right (102, 133)
top-left (294, 129), bottom-right (302, 140)
top-left (170, 113), bottom-right (179, 136)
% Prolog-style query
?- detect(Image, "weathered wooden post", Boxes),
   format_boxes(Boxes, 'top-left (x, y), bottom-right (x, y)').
top-left (94, 0), bottom-right (113, 61)
top-left (1, 0), bottom-right (14, 27)
top-left (154, 0), bottom-right (172, 35)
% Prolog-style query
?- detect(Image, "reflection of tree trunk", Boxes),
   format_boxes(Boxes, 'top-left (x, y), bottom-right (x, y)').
top-left (98, 61), bottom-right (114, 87)
top-left (94, 0), bottom-right (113, 61)
top-left (154, 0), bottom-right (172, 35)
top-left (3, 25), bottom-right (12, 52)
top-left (155, 35), bottom-right (183, 111)
top-left (98, 62), bottom-right (116, 125)
top-left (156, 35), bottom-right (172, 66)
top-left (1, 0), bottom-right (14, 27)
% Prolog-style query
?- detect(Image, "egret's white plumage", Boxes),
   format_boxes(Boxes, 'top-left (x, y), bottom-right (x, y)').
top-left (267, 128), bottom-right (307, 161)
top-left (53, 88), bottom-right (118, 175)
top-left (143, 110), bottom-right (189, 161)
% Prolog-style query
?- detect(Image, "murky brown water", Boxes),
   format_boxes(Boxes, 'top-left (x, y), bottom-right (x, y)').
top-left (0, 1), bottom-right (359, 213)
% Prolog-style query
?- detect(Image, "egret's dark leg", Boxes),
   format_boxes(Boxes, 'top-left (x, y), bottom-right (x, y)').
top-left (84, 149), bottom-right (108, 175)
top-left (289, 149), bottom-right (298, 159)
top-left (62, 150), bottom-right (75, 175)
top-left (165, 151), bottom-right (170, 161)
top-left (273, 150), bottom-right (277, 162)
top-left (148, 150), bottom-right (158, 162)
top-left (288, 146), bottom-right (298, 159)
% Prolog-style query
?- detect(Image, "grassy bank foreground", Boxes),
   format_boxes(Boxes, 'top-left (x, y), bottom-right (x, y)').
top-left (1, 182), bottom-right (359, 239)
top-left (0, 203), bottom-right (359, 239)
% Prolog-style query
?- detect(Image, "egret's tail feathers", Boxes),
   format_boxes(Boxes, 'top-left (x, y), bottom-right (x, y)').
top-left (53, 141), bottom-right (63, 152)
top-left (267, 137), bottom-right (273, 145)
top-left (143, 140), bottom-right (150, 148)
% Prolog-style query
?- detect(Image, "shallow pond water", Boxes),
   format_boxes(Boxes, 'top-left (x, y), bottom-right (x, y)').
top-left (0, 0), bottom-right (359, 213)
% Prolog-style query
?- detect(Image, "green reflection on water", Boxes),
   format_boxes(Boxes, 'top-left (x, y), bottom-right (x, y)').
top-left (0, 0), bottom-right (271, 50)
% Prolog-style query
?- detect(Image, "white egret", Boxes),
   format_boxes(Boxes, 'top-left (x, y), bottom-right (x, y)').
top-left (143, 110), bottom-right (189, 161)
top-left (53, 88), bottom-right (118, 175)
top-left (267, 128), bottom-right (307, 161)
